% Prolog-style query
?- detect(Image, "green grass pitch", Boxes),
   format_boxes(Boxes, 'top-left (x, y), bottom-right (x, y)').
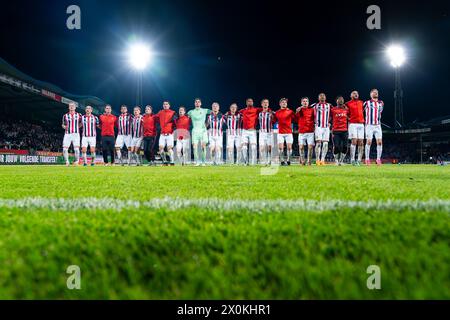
top-left (0, 164), bottom-right (448, 299)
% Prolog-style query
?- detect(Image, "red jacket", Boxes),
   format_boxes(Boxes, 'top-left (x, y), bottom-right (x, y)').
top-left (346, 99), bottom-right (364, 124)
top-left (99, 114), bottom-right (117, 137)
top-left (274, 108), bottom-right (295, 134)
top-left (331, 107), bottom-right (349, 132)
top-left (295, 107), bottom-right (315, 133)
top-left (143, 114), bottom-right (158, 137)
top-left (239, 107), bottom-right (262, 130)
top-left (156, 109), bottom-right (176, 134)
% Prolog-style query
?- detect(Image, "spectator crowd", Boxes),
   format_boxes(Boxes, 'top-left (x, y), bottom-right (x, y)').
top-left (0, 120), bottom-right (60, 152)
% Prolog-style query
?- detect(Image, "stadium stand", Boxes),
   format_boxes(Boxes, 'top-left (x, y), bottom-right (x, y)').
top-left (0, 57), bottom-right (107, 155)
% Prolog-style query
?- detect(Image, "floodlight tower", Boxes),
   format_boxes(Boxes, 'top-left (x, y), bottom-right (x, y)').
top-left (128, 42), bottom-right (152, 106)
top-left (387, 45), bottom-right (406, 129)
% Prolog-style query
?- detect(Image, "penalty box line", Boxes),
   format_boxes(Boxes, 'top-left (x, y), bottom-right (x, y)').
top-left (0, 198), bottom-right (448, 213)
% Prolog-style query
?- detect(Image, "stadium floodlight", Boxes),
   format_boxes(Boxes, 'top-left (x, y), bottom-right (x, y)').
top-left (386, 44), bottom-right (406, 129)
top-left (386, 45), bottom-right (406, 68)
top-left (128, 43), bottom-right (152, 71)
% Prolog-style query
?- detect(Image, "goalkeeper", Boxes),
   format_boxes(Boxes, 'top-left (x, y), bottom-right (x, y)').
top-left (187, 98), bottom-right (211, 166)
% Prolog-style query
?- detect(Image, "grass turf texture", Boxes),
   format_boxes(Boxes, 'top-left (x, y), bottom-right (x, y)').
top-left (0, 165), bottom-right (448, 299)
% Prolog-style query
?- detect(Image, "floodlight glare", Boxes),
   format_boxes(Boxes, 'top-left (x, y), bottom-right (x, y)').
top-left (128, 43), bottom-right (152, 70)
top-left (387, 45), bottom-right (406, 68)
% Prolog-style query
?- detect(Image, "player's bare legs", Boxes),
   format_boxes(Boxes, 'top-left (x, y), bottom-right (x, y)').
top-left (286, 143), bottom-right (292, 165)
top-left (167, 146), bottom-right (174, 165)
top-left (82, 146), bottom-right (96, 166)
top-left (365, 137), bottom-right (372, 165)
top-left (307, 145), bottom-right (313, 165)
top-left (259, 144), bottom-right (266, 165)
top-left (241, 139), bottom-right (249, 165)
top-left (315, 140), bottom-right (322, 165)
top-left (266, 144), bottom-right (272, 165)
top-left (376, 138), bottom-right (383, 165)
top-left (227, 141), bottom-right (234, 165)
top-left (210, 142), bottom-right (217, 165)
top-left (278, 142), bottom-right (285, 165)
top-left (299, 143), bottom-right (305, 165)
top-left (175, 140), bottom-right (187, 166)
top-left (63, 147), bottom-right (70, 166)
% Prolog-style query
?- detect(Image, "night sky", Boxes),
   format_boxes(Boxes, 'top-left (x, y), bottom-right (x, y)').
top-left (1, 0), bottom-right (449, 126)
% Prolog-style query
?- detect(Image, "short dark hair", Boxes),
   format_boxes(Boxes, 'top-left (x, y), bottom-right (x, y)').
top-left (120, 104), bottom-right (127, 109)
top-left (194, 98), bottom-right (201, 102)
top-left (163, 100), bottom-right (170, 104)
top-left (279, 98), bottom-right (288, 103)
top-left (261, 98), bottom-right (269, 103)
top-left (179, 106), bottom-right (186, 111)
top-left (336, 96), bottom-right (344, 101)
top-left (370, 88), bottom-right (378, 94)
top-left (301, 97), bottom-right (309, 101)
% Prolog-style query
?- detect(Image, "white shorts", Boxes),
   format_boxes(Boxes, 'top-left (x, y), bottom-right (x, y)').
top-left (159, 134), bottom-right (174, 148)
top-left (81, 136), bottom-right (96, 148)
top-left (209, 135), bottom-right (223, 149)
top-left (131, 137), bottom-right (143, 148)
top-left (277, 133), bottom-right (293, 145)
top-left (176, 138), bottom-right (190, 152)
top-left (227, 135), bottom-right (241, 149)
top-left (315, 127), bottom-right (330, 142)
top-left (365, 124), bottom-right (383, 140)
top-left (298, 132), bottom-right (315, 146)
top-left (63, 133), bottom-right (80, 148)
top-left (348, 123), bottom-right (365, 140)
top-left (115, 134), bottom-right (131, 148)
top-left (241, 129), bottom-right (257, 145)
top-left (259, 132), bottom-right (274, 147)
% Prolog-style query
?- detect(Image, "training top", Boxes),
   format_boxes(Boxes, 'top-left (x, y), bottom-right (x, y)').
top-left (156, 109), bottom-right (177, 134)
top-left (239, 106), bottom-right (262, 130)
top-left (295, 106), bottom-right (315, 134)
top-left (331, 106), bottom-right (349, 132)
top-left (346, 99), bottom-right (365, 124)
top-left (274, 108), bottom-right (295, 134)
top-left (143, 114), bottom-right (158, 137)
top-left (99, 114), bottom-right (117, 137)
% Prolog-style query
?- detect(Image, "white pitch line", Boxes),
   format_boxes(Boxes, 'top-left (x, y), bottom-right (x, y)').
top-left (0, 198), bottom-right (448, 213)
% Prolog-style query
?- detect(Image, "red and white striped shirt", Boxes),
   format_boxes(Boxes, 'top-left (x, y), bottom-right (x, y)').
top-left (364, 100), bottom-right (384, 125)
top-left (131, 115), bottom-right (144, 138)
top-left (82, 114), bottom-right (99, 137)
top-left (62, 112), bottom-right (82, 134)
top-left (312, 102), bottom-right (332, 128)
top-left (207, 112), bottom-right (225, 136)
top-left (224, 113), bottom-right (242, 136)
top-left (117, 113), bottom-right (132, 135)
top-left (258, 111), bottom-right (274, 133)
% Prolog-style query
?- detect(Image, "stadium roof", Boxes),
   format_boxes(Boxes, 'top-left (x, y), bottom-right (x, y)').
top-left (0, 57), bottom-right (107, 123)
